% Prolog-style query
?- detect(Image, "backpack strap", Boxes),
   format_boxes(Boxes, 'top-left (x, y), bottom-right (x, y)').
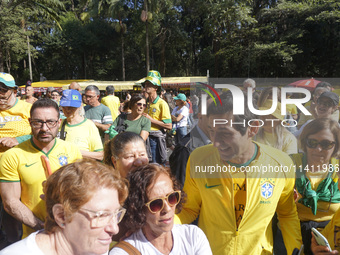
top-left (59, 119), bottom-right (67, 140)
top-left (113, 241), bottom-right (141, 255)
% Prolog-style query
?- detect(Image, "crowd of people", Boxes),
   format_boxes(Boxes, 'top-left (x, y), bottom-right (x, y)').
top-left (1, 70), bottom-right (340, 254)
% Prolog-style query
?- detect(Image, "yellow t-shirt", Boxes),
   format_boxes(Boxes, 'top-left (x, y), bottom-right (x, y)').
top-left (322, 209), bottom-right (340, 252)
top-left (0, 99), bottom-right (32, 155)
top-left (101, 95), bottom-right (120, 122)
top-left (0, 138), bottom-right (82, 238)
top-left (145, 96), bottom-right (171, 131)
top-left (254, 130), bottom-right (298, 155)
top-left (286, 104), bottom-right (298, 115)
top-left (60, 118), bottom-right (103, 152)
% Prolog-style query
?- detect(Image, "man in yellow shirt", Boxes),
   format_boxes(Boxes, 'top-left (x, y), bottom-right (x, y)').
top-left (0, 73), bottom-right (32, 156)
top-left (142, 70), bottom-right (172, 164)
top-left (176, 90), bottom-right (302, 254)
top-left (0, 98), bottom-right (82, 239)
top-left (101, 85), bottom-right (120, 122)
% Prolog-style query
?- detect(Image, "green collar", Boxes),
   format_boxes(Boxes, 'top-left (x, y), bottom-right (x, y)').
top-left (227, 143), bottom-right (258, 168)
top-left (31, 138), bottom-right (57, 157)
top-left (66, 118), bottom-right (87, 127)
top-left (150, 95), bottom-right (160, 104)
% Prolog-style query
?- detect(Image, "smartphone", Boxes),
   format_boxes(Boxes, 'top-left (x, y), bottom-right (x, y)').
top-left (312, 227), bottom-right (332, 251)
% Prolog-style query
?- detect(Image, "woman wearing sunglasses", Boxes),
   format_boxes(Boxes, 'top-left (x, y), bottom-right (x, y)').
top-left (290, 118), bottom-right (340, 255)
top-left (1, 159), bottom-right (128, 255)
top-left (112, 94), bottom-right (151, 141)
top-left (110, 164), bottom-right (212, 255)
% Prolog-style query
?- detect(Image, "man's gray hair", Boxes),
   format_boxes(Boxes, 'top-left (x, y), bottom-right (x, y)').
top-left (85, 85), bottom-right (100, 95)
top-left (243, 78), bottom-right (256, 89)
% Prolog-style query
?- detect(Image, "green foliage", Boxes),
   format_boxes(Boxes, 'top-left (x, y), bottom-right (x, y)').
top-left (1, 0), bottom-right (340, 82)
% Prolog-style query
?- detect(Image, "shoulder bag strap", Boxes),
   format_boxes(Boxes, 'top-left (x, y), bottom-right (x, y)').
top-left (113, 240), bottom-right (141, 255)
top-left (60, 119), bottom-right (67, 140)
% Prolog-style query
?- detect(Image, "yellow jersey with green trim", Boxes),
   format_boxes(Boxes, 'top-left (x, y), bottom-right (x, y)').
top-left (146, 96), bottom-right (171, 131)
top-left (0, 99), bottom-right (32, 155)
top-left (321, 209), bottom-right (340, 252)
top-left (101, 95), bottom-right (120, 122)
top-left (176, 142), bottom-right (302, 255)
top-left (0, 138), bottom-right (82, 238)
top-left (60, 118), bottom-right (103, 152)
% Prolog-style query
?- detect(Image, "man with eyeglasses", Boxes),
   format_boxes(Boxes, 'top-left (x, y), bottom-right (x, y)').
top-left (84, 85), bottom-right (113, 140)
top-left (0, 73), bottom-right (32, 156)
top-left (294, 91), bottom-right (339, 138)
top-left (0, 98), bottom-right (82, 240)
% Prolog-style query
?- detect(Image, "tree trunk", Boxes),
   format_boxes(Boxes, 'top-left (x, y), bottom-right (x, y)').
top-left (121, 32), bottom-right (125, 81)
top-left (0, 43), bottom-right (4, 72)
top-left (144, 0), bottom-right (149, 73)
top-left (146, 20), bottom-right (150, 73)
top-left (160, 33), bottom-right (166, 75)
top-left (6, 48), bottom-right (11, 73)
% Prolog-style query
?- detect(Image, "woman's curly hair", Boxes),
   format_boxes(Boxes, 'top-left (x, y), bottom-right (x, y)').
top-left (123, 163), bottom-right (186, 232)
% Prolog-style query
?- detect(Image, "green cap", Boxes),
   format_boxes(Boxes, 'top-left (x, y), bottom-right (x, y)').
top-left (173, 93), bottom-right (187, 101)
top-left (0, 72), bottom-right (16, 88)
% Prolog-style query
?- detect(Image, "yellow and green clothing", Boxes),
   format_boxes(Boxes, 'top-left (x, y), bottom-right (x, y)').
top-left (101, 95), bottom-right (120, 122)
top-left (254, 130), bottom-right (298, 155)
top-left (0, 138), bottom-right (82, 238)
top-left (60, 118), bottom-right (103, 152)
top-left (321, 209), bottom-right (340, 252)
top-left (0, 99), bottom-right (32, 156)
top-left (286, 104), bottom-right (298, 115)
top-left (145, 96), bottom-right (171, 131)
top-left (176, 142), bottom-right (302, 255)
top-left (291, 153), bottom-right (340, 222)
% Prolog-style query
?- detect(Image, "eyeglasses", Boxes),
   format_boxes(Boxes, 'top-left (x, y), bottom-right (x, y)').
top-left (30, 120), bottom-right (59, 129)
top-left (136, 103), bottom-right (147, 108)
top-left (85, 95), bottom-right (97, 99)
top-left (0, 90), bottom-right (13, 103)
top-left (145, 191), bottom-right (181, 214)
top-left (306, 138), bottom-right (336, 150)
top-left (78, 207), bottom-right (126, 228)
top-left (317, 100), bottom-right (334, 108)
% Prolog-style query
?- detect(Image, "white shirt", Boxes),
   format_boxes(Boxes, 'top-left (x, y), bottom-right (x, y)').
top-left (172, 106), bottom-right (189, 128)
top-left (0, 231), bottom-right (108, 255)
top-left (0, 231), bottom-right (44, 255)
top-left (110, 224), bottom-right (212, 255)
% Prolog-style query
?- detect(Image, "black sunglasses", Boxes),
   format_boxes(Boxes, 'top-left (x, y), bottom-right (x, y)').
top-left (0, 84), bottom-right (11, 94)
top-left (306, 138), bottom-right (336, 150)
